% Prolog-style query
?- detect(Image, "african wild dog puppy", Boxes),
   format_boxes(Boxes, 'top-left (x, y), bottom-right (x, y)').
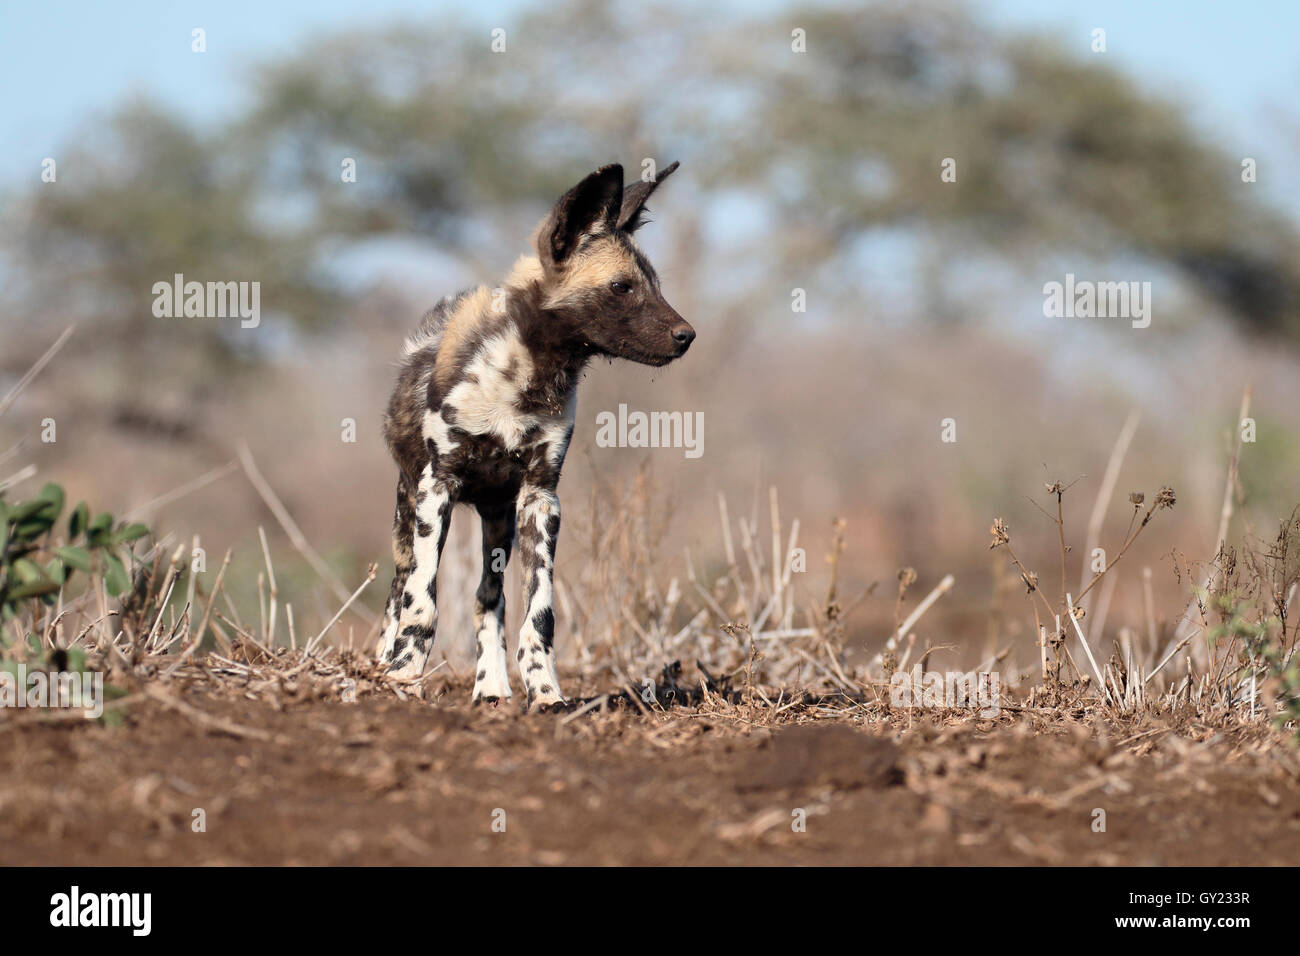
top-left (378, 162), bottom-right (695, 710)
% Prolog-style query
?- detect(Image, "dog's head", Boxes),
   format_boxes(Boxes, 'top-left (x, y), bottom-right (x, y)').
top-left (533, 162), bottom-right (694, 367)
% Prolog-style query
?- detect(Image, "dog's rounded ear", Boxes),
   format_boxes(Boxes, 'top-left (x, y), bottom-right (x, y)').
top-left (538, 164), bottom-right (624, 271)
top-left (617, 160), bottom-right (679, 232)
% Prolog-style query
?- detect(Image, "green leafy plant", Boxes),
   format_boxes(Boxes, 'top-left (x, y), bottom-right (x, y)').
top-left (0, 641), bottom-right (128, 726)
top-left (0, 481), bottom-right (149, 623)
top-left (1208, 592), bottom-right (1300, 737)
top-left (1271, 654), bottom-right (1300, 737)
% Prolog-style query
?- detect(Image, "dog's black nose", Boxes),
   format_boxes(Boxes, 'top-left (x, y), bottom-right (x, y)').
top-left (671, 324), bottom-right (696, 348)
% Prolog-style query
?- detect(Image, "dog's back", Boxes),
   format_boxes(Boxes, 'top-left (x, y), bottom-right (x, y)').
top-left (383, 288), bottom-right (489, 484)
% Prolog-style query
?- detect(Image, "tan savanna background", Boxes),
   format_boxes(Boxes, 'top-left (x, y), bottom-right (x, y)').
top-left (3, 0), bottom-right (1299, 687)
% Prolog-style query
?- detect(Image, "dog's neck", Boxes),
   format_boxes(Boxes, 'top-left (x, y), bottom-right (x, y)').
top-left (507, 278), bottom-right (590, 418)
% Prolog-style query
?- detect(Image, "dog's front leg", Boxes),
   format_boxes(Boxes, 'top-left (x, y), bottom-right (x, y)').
top-left (515, 483), bottom-right (563, 710)
top-left (388, 463), bottom-right (454, 684)
top-left (378, 476), bottom-right (416, 665)
top-left (471, 503), bottom-right (515, 704)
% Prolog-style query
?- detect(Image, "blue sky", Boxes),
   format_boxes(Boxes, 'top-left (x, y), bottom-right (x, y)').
top-left (984, 0), bottom-right (1297, 195)
top-left (1, 0), bottom-right (1296, 211)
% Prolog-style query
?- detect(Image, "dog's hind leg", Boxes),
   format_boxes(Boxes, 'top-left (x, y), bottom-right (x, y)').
top-left (515, 484), bottom-right (564, 710)
top-left (471, 503), bottom-right (515, 704)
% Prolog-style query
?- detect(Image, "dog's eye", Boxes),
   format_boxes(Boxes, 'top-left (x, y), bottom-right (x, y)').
top-left (610, 280), bottom-right (633, 295)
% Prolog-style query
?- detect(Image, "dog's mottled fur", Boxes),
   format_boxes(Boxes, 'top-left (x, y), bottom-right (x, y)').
top-left (378, 162), bottom-right (695, 709)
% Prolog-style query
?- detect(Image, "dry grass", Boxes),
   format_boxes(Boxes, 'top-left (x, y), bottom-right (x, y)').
top-left (2, 333), bottom-right (1298, 753)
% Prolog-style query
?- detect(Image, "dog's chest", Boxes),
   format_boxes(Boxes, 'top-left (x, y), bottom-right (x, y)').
top-left (424, 328), bottom-right (575, 496)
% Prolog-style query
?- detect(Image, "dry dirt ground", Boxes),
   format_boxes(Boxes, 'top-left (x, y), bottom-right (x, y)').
top-left (4, 679), bottom-right (1299, 866)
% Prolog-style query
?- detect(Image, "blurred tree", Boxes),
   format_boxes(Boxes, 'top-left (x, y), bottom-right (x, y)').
top-left (13, 102), bottom-right (342, 368)
top-left (709, 3), bottom-right (1300, 333)
top-left (4, 0), bottom-right (1298, 393)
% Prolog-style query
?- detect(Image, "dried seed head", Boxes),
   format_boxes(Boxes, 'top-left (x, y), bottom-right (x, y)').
top-left (989, 518), bottom-right (1010, 548)
top-left (1046, 480), bottom-right (1064, 495)
top-left (1020, 571), bottom-right (1038, 593)
top-left (881, 652), bottom-right (898, 679)
top-left (1222, 549), bottom-right (1237, 578)
top-left (897, 567), bottom-right (917, 588)
top-left (1155, 486), bottom-right (1176, 509)
top-left (1129, 492), bottom-right (1145, 506)
top-left (1071, 604), bottom-right (1085, 621)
